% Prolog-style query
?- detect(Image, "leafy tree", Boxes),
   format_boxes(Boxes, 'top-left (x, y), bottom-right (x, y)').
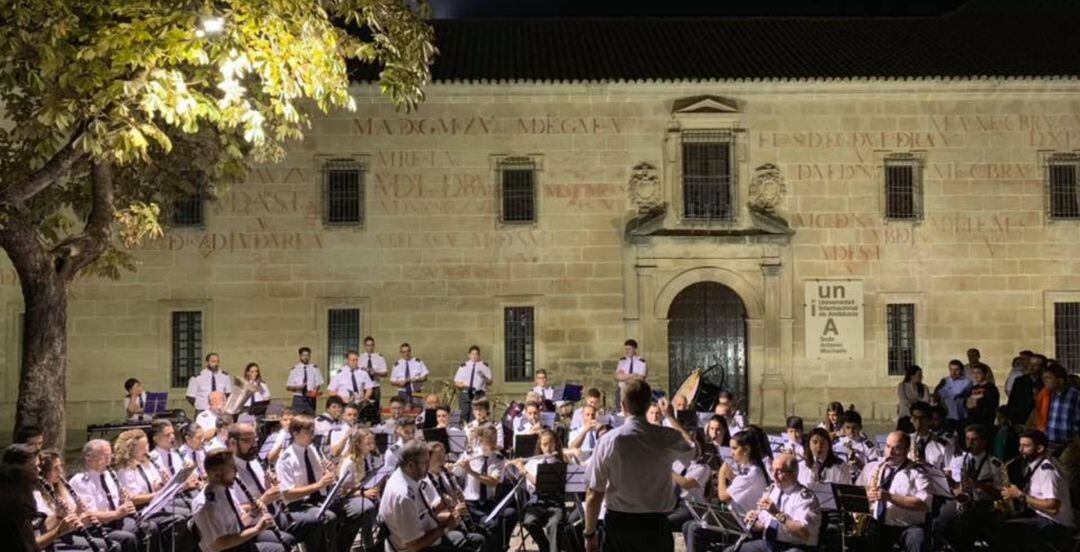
top-left (0, 0), bottom-right (434, 448)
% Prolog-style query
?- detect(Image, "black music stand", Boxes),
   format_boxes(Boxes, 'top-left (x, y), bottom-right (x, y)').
top-left (317, 469), bottom-right (349, 521)
top-left (144, 393), bottom-right (169, 417)
top-left (513, 433), bottom-right (539, 458)
top-left (422, 427), bottom-right (450, 453)
top-left (831, 483), bottom-right (871, 552)
top-left (676, 409), bottom-right (698, 429)
top-left (535, 463), bottom-right (567, 502)
top-left (374, 433), bottom-right (390, 455)
top-left (248, 400), bottom-right (270, 417)
top-left (554, 384), bottom-right (582, 403)
top-left (421, 409), bottom-right (438, 429)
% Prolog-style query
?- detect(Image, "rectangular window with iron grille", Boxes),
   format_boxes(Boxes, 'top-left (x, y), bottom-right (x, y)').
top-left (498, 158), bottom-right (536, 224)
top-left (170, 171), bottom-right (207, 227)
top-left (1047, 154), bottom-right (1080, 220)
top-left (171, 311), bottom-right (203, 388)
top-left (504, 306), bottom-right (535, 382)
top-left (323, 159), bottom-right (364, 226)
top-left (327, 308), bottom-right (361, 377)
top-left (682, 130), bottom-right (735, 221)
top-left (884, 154), bottom-right (923, 220)
top-left (887, 304), bottom-right (916, 376)
top-left (1055, 302), bottom-right (1080, 373)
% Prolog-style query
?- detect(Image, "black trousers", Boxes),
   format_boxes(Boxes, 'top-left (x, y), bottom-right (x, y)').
top-left (522, 500), bottom-right (563, 552)
top-left (994, 515), bottom-right (1072, 552)
top-left (878, 524), bottom-right (927, 552)
top-left (932, 499), bottom-right (993, 552)
top-left (467, 499), bottom-right (517, 552)
top-left (604, 510), bottom-right (672, 552)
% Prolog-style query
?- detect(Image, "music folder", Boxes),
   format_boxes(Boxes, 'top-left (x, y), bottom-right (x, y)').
top-left (138, 465), bottom-right (195, 522)
top-left (831, 483), bottom-right (871, 514)
top-left (421, 409), bottom-right (438, 429)
top-left (535, 462), bottom-right (567, 502)
top-left (513, 433), bottom-right (539, 458)
top-left (675, 409), bottom-right (698, 429)
top-left (374, 432), bottom-right (390, 455)
top-left (565, 464), bottom-right (587, 493)
top-left (144, 392), bottom-right (169, 416)
top-left (422, 427), bottom-right (450, 453)
top-left (554, 384), bottom-right (583, 403)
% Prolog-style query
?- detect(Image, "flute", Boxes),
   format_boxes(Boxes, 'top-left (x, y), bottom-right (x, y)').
top-left (233, 477), bottom-right (292, 551)
top-left (38, 477), bottom-right (102, 552)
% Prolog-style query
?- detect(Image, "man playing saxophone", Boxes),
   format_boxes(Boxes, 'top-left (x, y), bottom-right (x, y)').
top-left (933, 425), bottom-right (1004, 552)
top-left (735, 453), bottom-right (821, 552)
top-left (855, 431), bottom-right (931, 552)
top-left (995, 429), bottom-right (1075, 552)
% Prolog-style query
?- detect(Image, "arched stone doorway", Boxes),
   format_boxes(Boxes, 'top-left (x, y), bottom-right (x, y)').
top-left (667, 282), bottom-right (748, 405)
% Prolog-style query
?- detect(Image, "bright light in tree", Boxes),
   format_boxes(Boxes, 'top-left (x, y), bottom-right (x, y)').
top-left (198, 15), bottom-right (225, 36)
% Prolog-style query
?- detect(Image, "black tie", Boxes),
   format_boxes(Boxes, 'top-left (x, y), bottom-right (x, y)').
top-left (629, 358), bottom-right (634, 375)
top-left (163, 451), bottom-right (175, 475)
top-left (137, 465), bottom-right (153, 492)
top-left (139, 395), bottom-right (144, 409)
top-left (225, 487), bottom-right (244, 528)
top-left (302, 366), bottom-right (308, 391)
top-left (367, 356), bottom-right (373, 373)
top-left (304, 449), bottom-right (318, 486)
top-left (351, 369), bottom-right (360, 395)
top-left (100, 474), bottom-right (117, 510)
top-left (211, 372), bottom-right (217, 392)
top-left (479, 456), bottom-right (490, 501)
top-left (875, 466), bottom-right (900, 520)
top-left (248, 462), bottom-right (266, 494)
top-left (404, 361), bottom-right (412, 395)
top-left (469, 363), bottom-right (477, 391)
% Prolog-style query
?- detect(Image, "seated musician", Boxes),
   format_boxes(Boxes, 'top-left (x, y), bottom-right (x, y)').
top-left (415, 394), bottom-right (442, 429)
top-left (531, 369), bottom-right (555, 403)
top-left (908, 401), bottom-right (952, 471)
top-left (378, 441), bottom-right (480, 552)
top-left (817, 402), bottom-right (845, 442)
top-left (35, 450), bottom-right (114, 552)
top-left (265, 408), bottom-right (295, 465)
top-left (714, 392), bottom-right (747, 436)
top-left (781, 416), bottom-right (806, 459)
top-left (148, 420), bottom-right (199, 500)
top-left (273, 415), bottom-right (339, 550)
top-left (328, 403), bottom-right (361, 459)
top-left (705, 415), bottom-right (731, 452)
top-left (569, 404), bottom-right (602, 455)
top-left (112, 429), bottom-right (192, 549)
top-left (735, 453), bottom-right (822, 552)
top-left (798, 428), bottom-right (850, 486)
top-left (192, 449), bottom-right (283, 552)
top-left (855, 431), bottom-right (930, 552)
top-left (929, 404), bottom-right (956, 447)
top-left (465, 399), bottom-right (505, 454)
top-left (205, 418), bottom-right (231, 453)
top-left (123, 378), bottom-right (149, 423)
top-left (68, 439), bottom-right (144, 552)
top-left (375, 396), bottom-right (409, 434)
top-left (570, 388), bottom-right (604, 431)
top-left (178, 423), bottom-right (207, 479)
top-left (646, 403), bottom-right (664, 425)
top-left (455, 425), bottom-right (517, 552)
top-left (837, 410), bottom-right (880, 479)
top-left (196, 391), bottom-right (228, 433)
top-left (934, 424), bottom-right (1004, 552)
top-left (510, 429), bottom-right (566, 552)
top-left (512, 400), bottom-right (546, 438)
top-left (420, 441), bottom-right (486, 551)
top-left (667, 432), bottom-right (712, 532)
top-left (227, 423), bottom-right (325, 552)
top-left (385, 417), bottom-right (419, 469)
top-left (453, 346), bottom-right (493, 424)
top-left (314, 396), bottom-right (345, 447)
top-left (996, 429), bottom-right (1076, 551)
top-left (683, 431), bottom-right (771, 552)
top-left (327, 349), bottom-right (375, 403)
top-left (336, 428), bottom-right (383, 550)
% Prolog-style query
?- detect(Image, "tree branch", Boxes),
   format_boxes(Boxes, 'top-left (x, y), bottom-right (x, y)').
top-left (52, 160), bottom-right (115, 280)
top-left (0, 207), bottom-right (52, 287)
top-left (0, 129), bottom-right (86, 206)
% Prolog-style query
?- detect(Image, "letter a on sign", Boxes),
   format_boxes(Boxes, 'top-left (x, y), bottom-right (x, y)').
top-left (822, 318), bottom-right (839, 335)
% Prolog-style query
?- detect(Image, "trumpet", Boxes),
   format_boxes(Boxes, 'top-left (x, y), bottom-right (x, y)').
top-left (38, 477), bottom-right (102, 552)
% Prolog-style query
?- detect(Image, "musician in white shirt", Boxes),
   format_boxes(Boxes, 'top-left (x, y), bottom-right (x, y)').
top-left (67, 440), bottom-right (141, 552)
top-left (570, 388), bottom-right (604, 431)
top-left (186, 353), bottom-right (231, 412)
top-left (530, 369), bottom-right (554, 403)
top-left (178, 424), bottom-right (207, 479)
top-left (513, 400), bottom-right (545, 439)
top-left (614, 339), bottom-right (646, 408)
top-left (124, 378), bottom-right (149, 422)
top-left (684, 431), bottom-right (770, 552)
top-left (196, 391), bottom-right (227, 433)
top-left (359, 336), bottom-right (389, 416)
top-left (741, 454), bottom-right (822, 551)
top-left (454, 425), bottom-right (516, 551)
top-left (855, 431), bottom-right (931, 552)
top-left (390, 343), bottom-right (429, 405)
top-left (908, 401), bottom-right (952, 471)
top-left (465, 399), bottom-right (504, 453)
top-left (935, 425), bottom-right (1004, 552)
top-left (510, 429), bottom-right (566, 552)
top-left (453, 346), bottom-right (493, 423)
top-left (286, 347), bottom-right (322, 415)
top-left (667, 432), bottom-right (712, 532)
top-left (191, 449), bottom-right (281, 552)
top-left (798, 428), bottom-right (851, 487)
top-left (997, 430), bottom-right (1075, 550)
top-left (569, 404), bottom-right (602, 454)
top-left (267, 407), bottom-right (295, 465)
top-left (328, 349), bottom-right (375, 403)
top-left (242, 362), bottom-right (272, 408)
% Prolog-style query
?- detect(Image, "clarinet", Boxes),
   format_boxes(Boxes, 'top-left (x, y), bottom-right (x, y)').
top-left (60, 478), bottom-right (107, 538)
top-left (108, 468), bottom-right (151, 552)
top-left (233, 477), bottom-right (292, 551)
top-left (263, 463), bottom-right (296, 526)
top-left (39, 477), bottom-right (102, 552)
top-left (443, 471), bottom-right (485, 536)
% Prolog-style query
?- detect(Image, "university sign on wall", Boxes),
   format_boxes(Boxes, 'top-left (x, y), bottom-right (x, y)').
top-left (805, 280), bottom-right (864, 360)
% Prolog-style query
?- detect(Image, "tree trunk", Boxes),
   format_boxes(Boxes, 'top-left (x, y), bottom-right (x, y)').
top-left (15, 272), bottom-right (70, 450)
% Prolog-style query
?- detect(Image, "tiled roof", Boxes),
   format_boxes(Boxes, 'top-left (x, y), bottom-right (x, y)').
top-left (349, 0), bottom-right (1080, 82)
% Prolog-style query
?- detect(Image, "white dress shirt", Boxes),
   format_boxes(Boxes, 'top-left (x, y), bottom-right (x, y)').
top-left (856, 461), bottom-right (930, 527)
top-left (584, 416), bottom-right (695, 514)
top-left (755, 483), bottom-right (822, 546)
top-left (329, 367), bottom-right (376, 401)
top-left (453, 361), bottom-right (493, 393)
top-left (1026, 456), bottom-right (1075, 528)
top-left (117, 461), bottom-right (164, 495)
top-left (672, 459), bottom-right (711, 503)
top-left (244, 382), bottom-right (271, 407)
top-left (615, 356), bottom-right (647, 389)
top-left (454, 451), bottom-right (505, 502)
top-left (947, 451), bottom-right (1004, 501)
top-left (391, 358), bottom-right (430, 395)
top-left (727, 463), bottom-right (769, 517)
top-left (68, 469), bottom-right (125, 513)
top-left (150, 448), bottom-right (186, 479)
top-left (275, 443), bottom-right (326, 504)
top-left (379, 469), bottom-right (438, 551)
top-left (466, 419), bottom-right (505, 453)
top-left (191, 483), bottom-right (247, 552)
top-left (233, 456), bottom-right (269, 505)
top-left (125, 392), bottom-right (149, 421)
top-left (186, 369), bottom-right (232, 411)
top-left (570, 426), bottom-right (601, 452)
top-left (797, 460), bottom-right (851, 488)
top-left (359, 352), bottom-right (388, 385)
top-left (531, 386), bottom-right (554, 401)
top-left (196, 410), bottom-right (220, 433)
top-left (287, 363), bottom-right (323, 397)
top-left (911, 432), bottom-right (953, 471)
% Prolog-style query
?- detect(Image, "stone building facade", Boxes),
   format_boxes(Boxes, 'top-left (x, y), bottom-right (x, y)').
top-left (3, 6), bottom-right (1080, 433)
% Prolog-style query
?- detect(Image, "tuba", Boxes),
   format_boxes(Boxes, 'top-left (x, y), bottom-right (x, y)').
top-left (223, 376), bottom-right (261, 418)
top-left (439, 380), bottom-right (460, 413)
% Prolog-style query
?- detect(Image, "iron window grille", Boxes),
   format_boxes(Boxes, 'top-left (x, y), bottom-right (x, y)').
top-left (681, 130), bottom-right (736, 222)
top-left (323, 159), bottom-right (364, 226)
top-left (327, 308), bottom-right (361, 377)
top-left (504, 306), bottom-right (535, 382)
top-left (1046, 153), bottom-right (1080, 220)
top-left (1055, 302), bottom-right (1080, 373)
top-left (170, 311), bottom-right (203, 388)
top-left (498, 157), bottom-right (536, 224)
top-left (884, 153), bottom-right (924, 220)
top-left (170, 171), bottom-right (207, 227)
top-left (886, 304), bottom-right (916, 376)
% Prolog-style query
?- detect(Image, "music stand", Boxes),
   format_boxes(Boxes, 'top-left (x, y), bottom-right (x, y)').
top-left (685, 499), bottom-right (745, 534)
top-left (676, 410), bottom-right (698, 429)
top-left (144, 392), bottom-right (169, 417)
top-left (447, 430), bottom-right (467, 458)
top-left (483, 477), bottom-right (525, 526)
top-left (317, 469), bottom-right (350, 521)
top-left (554, 384), bottom-right (582, 403)
top-left (374, 432), bottom-right (390, 455)
top-left (831, 483), bottom-right (870, 514)
top-left (806, 482), bottom-right (837, 510)
top-left (421, 409), bottom-right (437, 430)
top-left (360, 462), bottom-right (395, 490)
top-left (513, 433), bottom-right (539, 458)
top-left (540, 412), bottom-right (556, 429)
top-left (248, 400), bottom-right (270, 417)
top-left (924, 466), bottom-right (952, 497)
top-left (535, 463), bottom-right (567, 502)
top-left (423, 427), bottom-right (450, 452)
top-left (264, 402), bottom-right (285, 418)
top-left (137, 465), bottom-right (195, 523)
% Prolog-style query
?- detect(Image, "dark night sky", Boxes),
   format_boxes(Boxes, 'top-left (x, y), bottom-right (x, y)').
top-left (429, 0), bottom-right (970, 18)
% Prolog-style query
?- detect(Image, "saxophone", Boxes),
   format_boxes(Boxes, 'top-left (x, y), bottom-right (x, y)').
top-left (851, 461), bottom-right (887, 537)
top-left (991, 457), bottom-right (1021, 519)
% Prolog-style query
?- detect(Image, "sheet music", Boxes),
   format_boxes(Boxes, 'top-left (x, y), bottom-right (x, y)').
top-left (565, 464), bottom-right (587, 493)
top-left (138, 465), bottom-right (195, 522)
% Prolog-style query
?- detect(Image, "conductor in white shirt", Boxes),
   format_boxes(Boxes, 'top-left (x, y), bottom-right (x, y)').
top-left (584, 378), bottom-right (695, 552)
